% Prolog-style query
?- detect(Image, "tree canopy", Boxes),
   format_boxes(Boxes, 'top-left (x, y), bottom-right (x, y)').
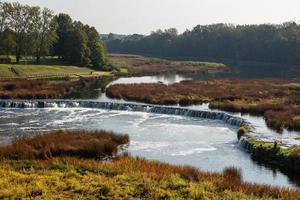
top-left (0, 1), bottom-right (108, 70)
top-left (105, 23), bottom-right (300, 65)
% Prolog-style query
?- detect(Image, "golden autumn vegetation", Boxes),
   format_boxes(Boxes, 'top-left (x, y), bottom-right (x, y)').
top-left (0, 131), bottom-right (300, 199)
top-left (1, 157), bottom-right (300, 199)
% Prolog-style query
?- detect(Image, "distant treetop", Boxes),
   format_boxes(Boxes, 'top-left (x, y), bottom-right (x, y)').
top-left (105, 22), bottom-right (300, 65)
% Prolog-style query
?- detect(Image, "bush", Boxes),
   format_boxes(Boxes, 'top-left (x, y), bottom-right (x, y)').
top-left (237, 127), bottom-right (249, 140)
top-left (0, 130), bottom-right (129, 160)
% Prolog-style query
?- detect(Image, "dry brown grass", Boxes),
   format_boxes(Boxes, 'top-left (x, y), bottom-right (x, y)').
top-left (106, 79), bottom-right (300, 131)
top-left (0, 130), bottom-right (129, 160)
top-left (109, 54), bottom-right (227, 76)
top-left (0, 78), bottom-right (97, 99)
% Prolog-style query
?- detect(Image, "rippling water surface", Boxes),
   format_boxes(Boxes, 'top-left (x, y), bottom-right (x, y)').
top-left (0, 107), bottom-right (298, 187)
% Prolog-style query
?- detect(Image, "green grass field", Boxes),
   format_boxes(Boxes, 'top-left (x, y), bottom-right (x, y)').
top-left (0, 64), bottom-right (95, 77)
top-left (0, 65), bottom-right (15, 77)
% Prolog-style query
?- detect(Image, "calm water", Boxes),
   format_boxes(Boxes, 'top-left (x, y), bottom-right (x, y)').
top-left (1, 71), bottom-right (300, 188)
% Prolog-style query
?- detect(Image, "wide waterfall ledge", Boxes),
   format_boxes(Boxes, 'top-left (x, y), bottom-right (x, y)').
top-left (0, 100), bottom-right (248, 128)
top-left (4, 99), bottom-right (300, 148)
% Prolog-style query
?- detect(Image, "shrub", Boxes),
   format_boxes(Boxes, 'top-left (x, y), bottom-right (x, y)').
top-left (237, 127), bottom-right (249, 140)
top-left (0, 130), bottom-right (129, 160)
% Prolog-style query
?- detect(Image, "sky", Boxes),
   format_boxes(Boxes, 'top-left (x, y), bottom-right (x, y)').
top-left (3, 0), bottom-right (300, 34)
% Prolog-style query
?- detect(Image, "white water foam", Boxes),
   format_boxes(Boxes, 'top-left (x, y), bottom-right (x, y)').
top-left (170, 147), bottom-right (217, 156)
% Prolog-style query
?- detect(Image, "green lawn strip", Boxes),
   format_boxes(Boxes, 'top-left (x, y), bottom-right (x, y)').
top-left (174, 60), bottom-right (225, 68)
top-left (12, 65), bottom-right (94, 76)
top-left (145, 57), bottom-right (225, 68)
top-left (0, 64), bottom-right (15, 77)
top-left (0, 64), bottom-right (105, 79)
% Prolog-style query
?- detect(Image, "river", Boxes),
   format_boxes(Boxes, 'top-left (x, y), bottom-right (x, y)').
top-left (0, 73), bottom-right (299, 188)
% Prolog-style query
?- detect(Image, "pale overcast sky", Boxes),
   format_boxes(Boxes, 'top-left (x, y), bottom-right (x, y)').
top-left (3, 0), bottom-right (300, 34)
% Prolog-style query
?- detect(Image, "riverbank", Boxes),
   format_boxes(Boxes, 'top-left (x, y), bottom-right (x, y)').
top-left (106, 79), bottom-right (300, 132)
top-left (0, 131), bottom-right (299, 199)
top-left (240, 135), bottom-right (300, 177)
top-left (0, 64), bottom-right (104, 79)
top-left (109, 54), bottom-right (227, 76)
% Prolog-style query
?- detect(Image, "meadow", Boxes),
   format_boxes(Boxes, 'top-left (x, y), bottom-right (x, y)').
top-left (0, 64), bottom-right (97, 78)
top-left (109, 54), bottom-right (227, 76)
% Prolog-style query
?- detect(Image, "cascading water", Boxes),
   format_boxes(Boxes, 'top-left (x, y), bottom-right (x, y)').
top-left (0, 100), bottom-right (247, 128)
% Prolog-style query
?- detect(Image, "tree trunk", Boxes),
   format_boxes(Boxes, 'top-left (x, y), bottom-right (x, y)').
top-left (36, 49), bottom-right (41, 64)
top-left (36, 54), bottom-right (40, 64)
top-left (16, 38), bottom-right (22, 64)
top-left (16, 51), bottom-right (20, 64)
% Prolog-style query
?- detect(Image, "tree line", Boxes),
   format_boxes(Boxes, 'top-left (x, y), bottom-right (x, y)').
top-left (0, 1), bottom-right (108, 69)
top-left (105, 23), bottom-right (300, 65)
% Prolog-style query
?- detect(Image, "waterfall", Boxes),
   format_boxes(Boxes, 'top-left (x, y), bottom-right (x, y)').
top-left (0, 100), bottom-right (248, 128)
top-left (238, 137), bottom-right (251, 150)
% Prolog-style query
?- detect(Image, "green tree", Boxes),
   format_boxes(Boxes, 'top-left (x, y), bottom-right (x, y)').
top-left (1, 29), bottom-right (15, 56)
top-left (9, 3), bottom-right (35, 63)
top-left (53, 13), bottom-right (73, 60)
top-left (105, 22), bottom-right (300, 66)
top-left (0, 1), bottom-right (12, 54)
top-left (0, 1), bottom-right (10, 34)
top-left (85, 26), bottom-right (107, 69)
top-left (65, 21), bottom-right (90, 66)
top-left (0, 1), bottom-right (107, 68)
top-left (31, 7), bottom-right (57, 63)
